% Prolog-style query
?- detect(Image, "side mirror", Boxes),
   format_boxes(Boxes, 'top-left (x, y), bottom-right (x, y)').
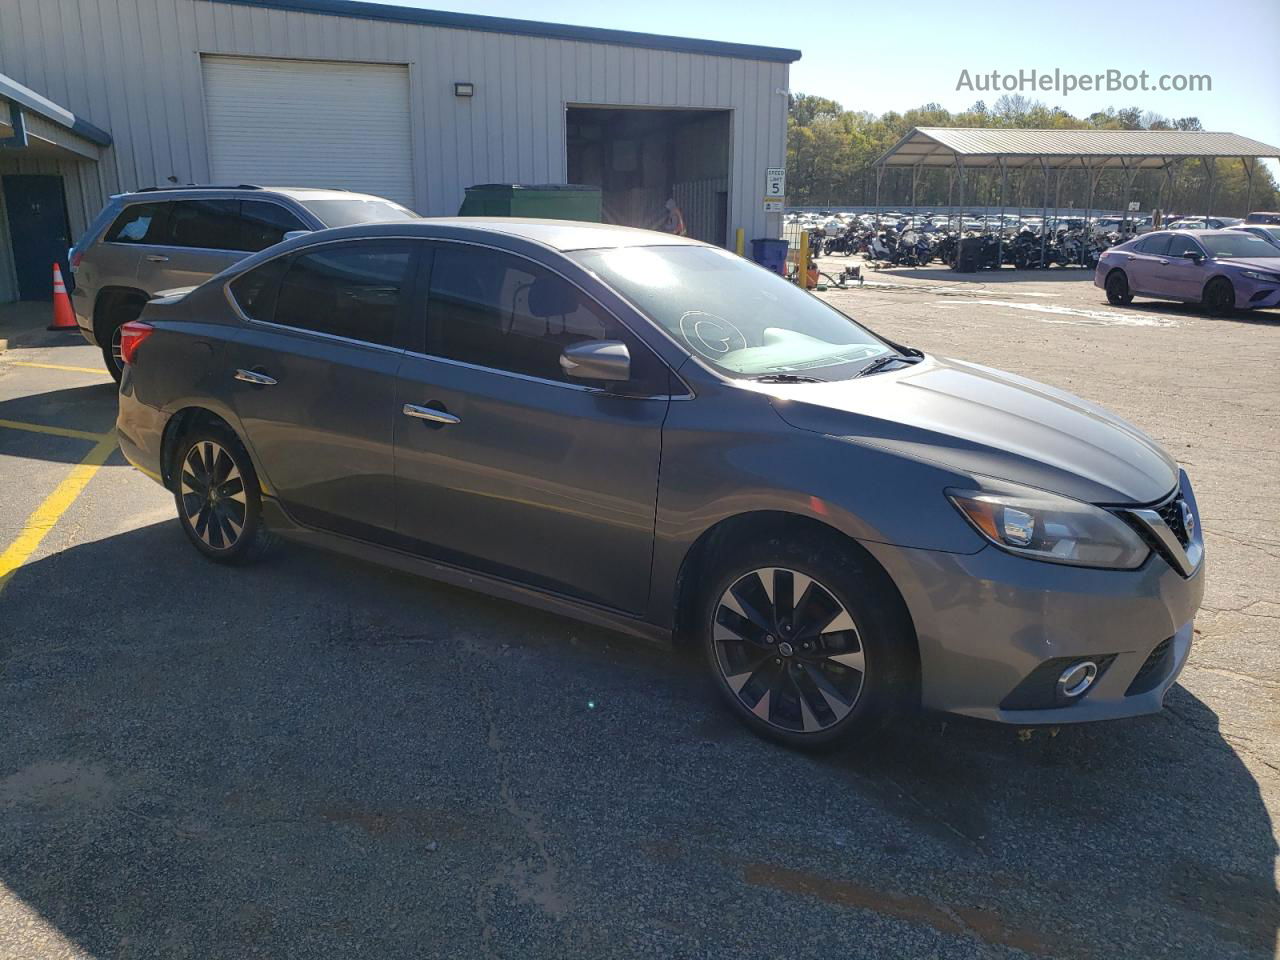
top-left (283, 230), bottom-right (313, 242)
top-left (560, 340), bottom-right (630, 382)
top-left (1183, 251), bottom-right (1204, 262)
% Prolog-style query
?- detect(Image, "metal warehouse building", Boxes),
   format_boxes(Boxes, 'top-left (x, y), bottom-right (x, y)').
top-left (0, 0), bottom-right (798, 303)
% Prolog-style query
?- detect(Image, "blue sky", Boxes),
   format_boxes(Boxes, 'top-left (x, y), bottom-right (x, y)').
top-left (368, 0), bottom-right (1280, 175)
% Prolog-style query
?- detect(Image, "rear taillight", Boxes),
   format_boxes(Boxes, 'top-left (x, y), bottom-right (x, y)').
top-left (119, 321), bottom-right (154, 365)
top-left (69, 249), bottom-right (83, 269)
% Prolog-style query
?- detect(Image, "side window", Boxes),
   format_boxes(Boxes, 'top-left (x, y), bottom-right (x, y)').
top-left (273, 241), bottom-right (412, 347)
top-left (1167, 235), bottom-right (1202, 258)
top-left (241, 201), bottom-right (307, 252)
top-left (1138, 234), bottom-right (1172, 256)
top-left (165, 199), bottom-right (243, 250)
top-left (229, 256), bottom-right (291, 323)
top-left (104, 202), bottom-right (172, 244)
top-left (427, 245), bottom-right (661, 388)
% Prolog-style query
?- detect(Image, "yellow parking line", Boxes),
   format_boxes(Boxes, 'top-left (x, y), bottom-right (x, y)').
top-left (6, 361), bottom-right (110, 377)
top-left (0, 418), bottom-right (111, 443)
top-left (0, 435), bottom-right (117, 592)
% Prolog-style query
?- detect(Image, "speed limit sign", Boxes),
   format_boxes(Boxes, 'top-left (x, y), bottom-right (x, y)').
top-left (764, 168), bottom-right (785, 212)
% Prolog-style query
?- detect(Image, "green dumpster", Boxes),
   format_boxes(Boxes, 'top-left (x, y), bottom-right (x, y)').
top-left (457, 183), bottom-right (602, 221)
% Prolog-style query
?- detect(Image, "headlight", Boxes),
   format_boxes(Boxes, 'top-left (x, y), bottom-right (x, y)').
top-left (1241, 270), bottom-right (1280, 283)
top-left (948, 484), bottom-right (1149, 569)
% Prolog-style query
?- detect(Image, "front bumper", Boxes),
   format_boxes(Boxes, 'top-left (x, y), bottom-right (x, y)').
top-left (1233, 278), bottom-right (1280, 309)
top-left (863, 520), bottom-right (1205, 725)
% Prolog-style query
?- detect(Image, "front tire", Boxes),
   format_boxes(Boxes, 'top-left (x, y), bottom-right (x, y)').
top-left (1105, 270), bottom-right (1134, 305)
top-left (699, 533), bottom-right (915, 751)
top-left (1202, 277), bottom-right (1235, 316)
top-left (173, 426), bottom-right (274, 565)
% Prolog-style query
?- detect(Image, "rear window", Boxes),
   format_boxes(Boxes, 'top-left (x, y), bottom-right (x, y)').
top-left (104, 202), bottom-right (171, 244)
top-left (1137, 234), bottom-right (1171, 255)
top-left (228, 256), bottom-right (291, 322)
top-left (166, 199), bottom-right (244, 250)
top-left (300, 198), bottom-right (419, 227)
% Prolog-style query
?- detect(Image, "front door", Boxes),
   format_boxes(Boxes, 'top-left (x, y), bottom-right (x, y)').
top-left (2, 174), bottom-right (70, 300)
top-left (393, 242), bottom-right (670, 614)
top-left (1161, 235), bottom-right (1210, 300)
top-left (223, 239), bottom-right (418, 537)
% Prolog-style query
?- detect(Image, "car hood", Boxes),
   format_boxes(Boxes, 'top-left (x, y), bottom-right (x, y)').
top-left (1217, 257), bottom-right (1280, 271)
top-left (765, 355), bottom-right (1178, 505)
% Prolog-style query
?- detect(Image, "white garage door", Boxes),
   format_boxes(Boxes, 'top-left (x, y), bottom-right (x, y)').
top-left (202, 56), bottom-right (415, 208)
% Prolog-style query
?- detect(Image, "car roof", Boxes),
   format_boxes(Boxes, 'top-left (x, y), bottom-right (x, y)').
top-left (118, 186), bottom-right (397, 203)
top-left (404, 217), bottom-right (706, 251)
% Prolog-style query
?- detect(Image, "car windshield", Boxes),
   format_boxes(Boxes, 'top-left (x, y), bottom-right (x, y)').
top-left (572, 245), bottom-right (891, 379)
top-left (301, 198), bottom-right (420, 227)
top-left (1201, 233), bottom-right (1280, 259)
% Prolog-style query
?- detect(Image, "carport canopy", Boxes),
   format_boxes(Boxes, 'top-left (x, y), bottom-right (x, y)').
top-left (875, 127), bottom-right (1280, 171)
top-left (0, 71), bottom-right (112, 161)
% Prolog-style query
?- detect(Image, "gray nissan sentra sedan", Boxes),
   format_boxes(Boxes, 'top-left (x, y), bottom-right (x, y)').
top-left (115, 219), bottom-right (1205, 750)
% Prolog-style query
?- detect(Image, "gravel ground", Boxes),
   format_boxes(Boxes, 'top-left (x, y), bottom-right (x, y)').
top-left (0, 269), bottom-right (1276, 960)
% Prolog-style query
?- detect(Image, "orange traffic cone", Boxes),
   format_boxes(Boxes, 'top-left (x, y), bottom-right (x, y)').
top-left (48, 263), bottom-right (78, 331)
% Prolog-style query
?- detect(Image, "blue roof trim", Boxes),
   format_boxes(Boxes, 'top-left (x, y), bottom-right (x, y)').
top-left (201, 0), bottom-right (801, 63)
top-left (0, 72), bottom-right (112, 147)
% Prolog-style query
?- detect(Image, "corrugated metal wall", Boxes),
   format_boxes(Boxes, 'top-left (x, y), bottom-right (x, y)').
top-left (0, 0), bottom-right (788, 245)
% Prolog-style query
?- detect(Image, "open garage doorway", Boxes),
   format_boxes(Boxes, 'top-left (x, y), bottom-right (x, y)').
top-left (566, 107), bottom-right (730, 247)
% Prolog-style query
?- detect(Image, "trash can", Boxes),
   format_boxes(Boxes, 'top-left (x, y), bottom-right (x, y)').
top-left (458, 183), bottom-right (602, 221)
top-left (751, 238), bottom-right (789, 276)
top-left (954, 236), bottom-right (983, 273)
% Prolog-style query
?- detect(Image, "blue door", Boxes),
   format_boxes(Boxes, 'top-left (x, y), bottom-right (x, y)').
top-left (2, 174), bottom-right (71, 301)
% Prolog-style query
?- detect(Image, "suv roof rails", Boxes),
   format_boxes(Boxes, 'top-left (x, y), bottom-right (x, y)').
top-left (135, 183), bottom-right (264, 192)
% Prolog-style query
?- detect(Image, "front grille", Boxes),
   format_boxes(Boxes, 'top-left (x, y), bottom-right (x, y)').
top-left (1126, 636), bottom-right (1174, 696)
top-left (1157, 497), bottom-right (1191, 548)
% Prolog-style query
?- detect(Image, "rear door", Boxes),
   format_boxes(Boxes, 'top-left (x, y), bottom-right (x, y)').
top-left (1124, 233), bottom-right (1171, 294)
top-left (392, 242), bottom-right (671, 614)
top-left (223, 239), bottom-right (418, 537)
top-left (135, 198), bottom-right (308, 293)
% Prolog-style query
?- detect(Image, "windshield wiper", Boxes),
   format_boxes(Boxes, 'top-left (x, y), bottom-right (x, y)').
top-left (750, 373), bottom-right (826, 384)
top-left (854, 354), bottom-right (921, 378)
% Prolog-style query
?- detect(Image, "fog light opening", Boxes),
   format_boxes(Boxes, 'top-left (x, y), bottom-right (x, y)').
top-left (1057, 660), bottom-right (1099, 699)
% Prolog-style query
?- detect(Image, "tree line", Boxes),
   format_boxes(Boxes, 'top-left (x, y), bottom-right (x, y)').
top-left (787, 94), bottom-right (1279, 216)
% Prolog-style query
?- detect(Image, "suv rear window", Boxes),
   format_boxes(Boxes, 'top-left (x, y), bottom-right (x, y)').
top-left (104, 202), bottom-right (171, 244)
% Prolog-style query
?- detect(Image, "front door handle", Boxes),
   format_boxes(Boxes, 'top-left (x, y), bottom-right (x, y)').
top-left (145, 254), bottom-right (170, 263)
top-left (403, 403), bottom-right (460, 425)
top-left (1158, 259), bottom-right (1169, 265)
top-left (234, 368), bottom-right (277, 386)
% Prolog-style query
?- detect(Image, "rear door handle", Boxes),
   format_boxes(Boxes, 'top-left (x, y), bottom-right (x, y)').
top-left (145, 254), bottom-right (170, 263)
top-left (1126, 255), bottom-right (1137, 261)
top-left (403, 403), bottom-right (460, 425)
top-left (234, 368), bottom-right (277, 386)
top-left (1158, 259), bottom-right (1169, 265)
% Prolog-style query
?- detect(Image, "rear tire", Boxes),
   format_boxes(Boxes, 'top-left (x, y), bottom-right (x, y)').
top-left (99, 294), bottom-right (147, 382)
top-left (1105, 270), bottom-right (1134, 305)
top-left (172, 424), bottom-right (275, 565)
top-left (1202, 277), bottom-right (1235, 316)
top-left (698, 531), bottom-right (915, 751)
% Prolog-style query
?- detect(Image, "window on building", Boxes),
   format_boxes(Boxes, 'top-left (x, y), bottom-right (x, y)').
top-left (273, 241), bottom-right (412, 347)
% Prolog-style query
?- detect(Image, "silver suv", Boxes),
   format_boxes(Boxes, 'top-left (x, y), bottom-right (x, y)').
top-left (69, 185), bottom-right (419, 379)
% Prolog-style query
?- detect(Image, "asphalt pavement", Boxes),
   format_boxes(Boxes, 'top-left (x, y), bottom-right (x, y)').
top-left (0, 274), bottom-right (1277, 960)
